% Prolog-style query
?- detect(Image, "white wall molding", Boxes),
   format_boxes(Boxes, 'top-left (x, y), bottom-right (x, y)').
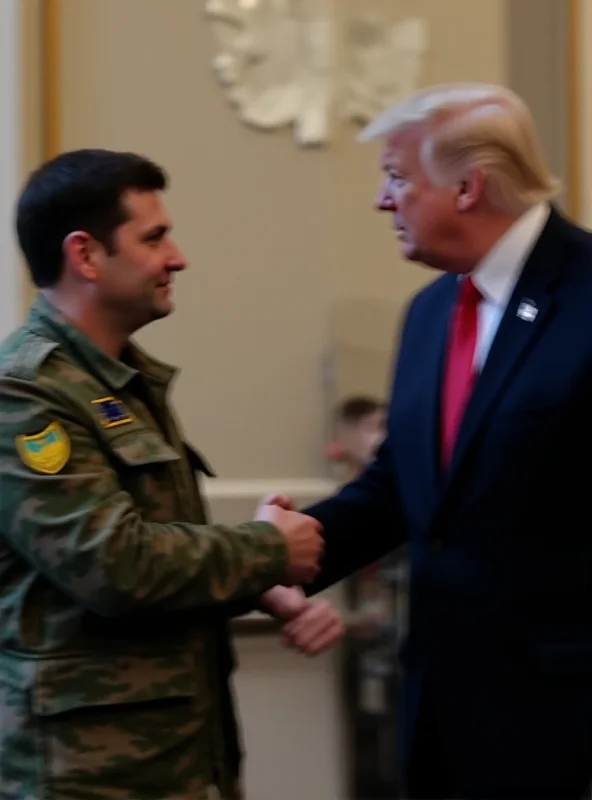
top-left (203, 476), bottom-right (338, 500)
top-left (203, 477), bottom-right (338, 531)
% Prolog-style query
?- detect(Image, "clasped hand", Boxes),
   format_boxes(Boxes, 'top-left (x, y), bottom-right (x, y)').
top-left (256, 493), bottom-right (344, 655)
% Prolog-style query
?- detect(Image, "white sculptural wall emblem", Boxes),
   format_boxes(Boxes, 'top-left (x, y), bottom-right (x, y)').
top-left (204, 0), bottom-right (428, 147)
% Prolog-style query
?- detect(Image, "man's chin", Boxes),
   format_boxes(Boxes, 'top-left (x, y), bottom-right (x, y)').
top-left (397, 241), bottom-right (438, 269)
top-left (398, 239), bottom-right (421, 262)
top-left (151, 301), bottom-right (174, 320)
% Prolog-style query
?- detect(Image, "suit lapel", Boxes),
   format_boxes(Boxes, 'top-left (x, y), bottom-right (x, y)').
top-left (444, 210), bottom-right (566, 480)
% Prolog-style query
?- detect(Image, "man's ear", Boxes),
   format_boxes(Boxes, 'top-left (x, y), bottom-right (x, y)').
top-left (62, 231), bottom-right (103, 281)
top-left (456, 169), bottom-right (484, 212)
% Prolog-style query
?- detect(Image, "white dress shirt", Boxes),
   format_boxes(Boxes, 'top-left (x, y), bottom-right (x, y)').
top-left (470, 202), bottom-right (550, 372)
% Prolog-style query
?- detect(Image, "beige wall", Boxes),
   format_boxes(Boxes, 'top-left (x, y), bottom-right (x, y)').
top-left (55, 0), bottom-right (508, 482)
top-left (20, 0), bottom-right (43, 198)
top-left (581, 0), bottom-right (592, 226)
top-left (506, 0), bottom-right (570, 212)
top-left (19, 0), bottom-right (44, 312)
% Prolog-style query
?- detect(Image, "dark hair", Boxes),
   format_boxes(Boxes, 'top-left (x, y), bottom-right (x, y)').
top-left (16, 148), bottom-right (168, 288)
top-left (336, 395), bottom-right (386, 423)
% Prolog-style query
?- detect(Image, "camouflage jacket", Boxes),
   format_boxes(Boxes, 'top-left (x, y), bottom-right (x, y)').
top-left (0, 295), bottom-right (288, 800)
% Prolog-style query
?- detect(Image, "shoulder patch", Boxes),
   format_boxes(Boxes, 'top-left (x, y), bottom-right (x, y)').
top-left (15, 421), bottom-right (70, 475)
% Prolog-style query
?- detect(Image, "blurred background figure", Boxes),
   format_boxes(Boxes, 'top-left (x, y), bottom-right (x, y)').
top-left (325, 394), bottom-right (408, 800)
top-left (325, 395), bottom-right (387, 481)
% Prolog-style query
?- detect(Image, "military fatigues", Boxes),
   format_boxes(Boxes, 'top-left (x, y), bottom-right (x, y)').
top-left (0, 296), bottom-right (288, 800)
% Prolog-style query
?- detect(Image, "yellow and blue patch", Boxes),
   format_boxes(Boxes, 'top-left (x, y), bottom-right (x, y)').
top-left (92, 396), bottom-right (134, 429)
top-left (15, 421), bottom-right (70, 475)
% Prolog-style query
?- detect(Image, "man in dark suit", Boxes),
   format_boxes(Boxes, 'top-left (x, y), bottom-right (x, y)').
top-left (266, 83), bottom-right (592, 799)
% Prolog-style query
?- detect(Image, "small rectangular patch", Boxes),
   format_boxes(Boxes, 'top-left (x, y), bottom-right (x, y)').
top-left (92, 396), bottom-right (134, 429)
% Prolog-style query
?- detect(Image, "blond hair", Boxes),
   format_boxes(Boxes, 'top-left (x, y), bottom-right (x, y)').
top-left (359, 83), bottom-right (561, 215)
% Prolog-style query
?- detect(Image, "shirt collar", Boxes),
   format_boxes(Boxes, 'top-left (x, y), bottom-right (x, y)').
top-left (27, 294), bottom-right (178, 391)
top-left (470, 202), bottom-right (550, 306)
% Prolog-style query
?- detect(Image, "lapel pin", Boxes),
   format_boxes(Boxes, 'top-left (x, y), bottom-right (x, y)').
top-left (516, 299), bottom-right (538, 322)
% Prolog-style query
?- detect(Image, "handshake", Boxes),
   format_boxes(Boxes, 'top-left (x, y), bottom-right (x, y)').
top-left (254, 494), bottom-right (324, 585)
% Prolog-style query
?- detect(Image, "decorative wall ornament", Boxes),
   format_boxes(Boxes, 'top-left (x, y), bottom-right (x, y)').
top-left (204, 0), bottom-right (428, 147)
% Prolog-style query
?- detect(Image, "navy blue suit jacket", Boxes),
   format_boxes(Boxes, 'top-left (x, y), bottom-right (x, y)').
top-left (305, 209), bottom-right (592, 799)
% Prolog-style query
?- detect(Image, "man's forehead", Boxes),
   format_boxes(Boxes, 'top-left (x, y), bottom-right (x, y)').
top-left (121, 189), bottom-right (170, 225)
top-left (380, 129), bottom-right (421, 169)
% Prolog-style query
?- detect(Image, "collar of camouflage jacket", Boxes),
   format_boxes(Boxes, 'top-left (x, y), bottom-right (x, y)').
top-left (26, 294), bottom-right (179, 392)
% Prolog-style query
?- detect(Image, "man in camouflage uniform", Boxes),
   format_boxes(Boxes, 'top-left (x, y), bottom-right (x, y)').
top-left (0, 149), bottom-right (343, 799)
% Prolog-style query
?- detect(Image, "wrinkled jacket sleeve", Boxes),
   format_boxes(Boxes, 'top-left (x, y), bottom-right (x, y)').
top-left (0, 380), bottom-right (288, 616)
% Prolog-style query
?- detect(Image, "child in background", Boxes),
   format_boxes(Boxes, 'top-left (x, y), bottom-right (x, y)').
top-left (325, 394), bottom-right (408, 650)
top-left (325, 396), bottom-right (390, 634)
top-left (327, 397), bottom-right (407, 796)
top-left (325, 395), bottom-right (387, 482)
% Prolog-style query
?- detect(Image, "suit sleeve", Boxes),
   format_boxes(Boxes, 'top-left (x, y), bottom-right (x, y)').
top-left (0, 379), bottom-right (288, 616)
top-left (301, 436), bottom-right (404, 595)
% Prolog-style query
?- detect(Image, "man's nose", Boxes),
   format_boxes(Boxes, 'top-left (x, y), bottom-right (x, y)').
top-left (375, 181), bottom-right (396, 211)
top-left (167, 244), bottom-right (187, 271)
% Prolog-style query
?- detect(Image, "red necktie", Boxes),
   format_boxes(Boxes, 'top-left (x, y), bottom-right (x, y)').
top-left (440, 276), bottom-right (482, 467)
